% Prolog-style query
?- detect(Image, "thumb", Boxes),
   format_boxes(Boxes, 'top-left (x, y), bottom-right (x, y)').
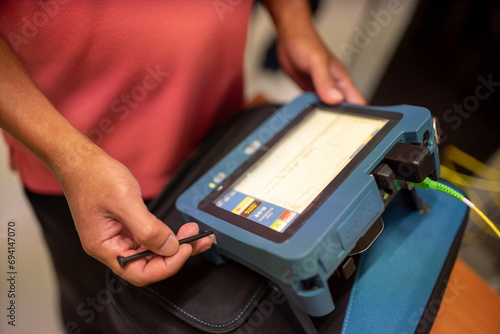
top-left (119, 200), bottom-right (179, 256)
top-left (310, 57), bottom-right (345, 105)
top-left (329, 58), bottom-right (366, 105)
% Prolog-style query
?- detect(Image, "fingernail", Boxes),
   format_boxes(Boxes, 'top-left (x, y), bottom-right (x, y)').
top-left (327, 88), bottom-right (343, 102)
top-left (199, 243), bottom-right (213, 253)
top-left (159, 235), bottom-right (179, 256)
top-left (191, 224), bottom-right (200, 235)
top-left (209, 234), bottom-right (217, 245)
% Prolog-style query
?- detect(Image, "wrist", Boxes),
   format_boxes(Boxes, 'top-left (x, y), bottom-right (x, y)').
top-left (49, 132), bottom-right (107, 182)
top-left (264, 0), bottom-right (316, 41)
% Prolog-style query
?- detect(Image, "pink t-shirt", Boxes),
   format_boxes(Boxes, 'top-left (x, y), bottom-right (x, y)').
top-left (0, 1), bottom-right (253, 198)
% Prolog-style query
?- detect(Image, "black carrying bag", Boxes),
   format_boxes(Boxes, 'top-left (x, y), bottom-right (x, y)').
top-left (105, 104), bottom-right (466, 334)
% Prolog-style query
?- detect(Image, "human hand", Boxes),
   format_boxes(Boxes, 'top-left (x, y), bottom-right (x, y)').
top-left (263, 0), bottom-right (365, 105)
top-left (277, 29), bottom-right (366, 105)
top-left (57, 151), bottom-right (213, 287)
top-left (0, 35), bottom-right (211, 286)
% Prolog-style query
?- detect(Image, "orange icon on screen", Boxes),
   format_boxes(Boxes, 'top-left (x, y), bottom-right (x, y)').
top-left (279, 210), bottom-right (297, 223)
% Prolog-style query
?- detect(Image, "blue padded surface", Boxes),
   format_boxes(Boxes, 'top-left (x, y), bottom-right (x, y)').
top-left (342, 186), bottom-right (467, 334)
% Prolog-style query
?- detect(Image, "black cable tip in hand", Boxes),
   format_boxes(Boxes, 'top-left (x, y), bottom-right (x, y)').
top-left (117, 231), bottom-right (214, 268)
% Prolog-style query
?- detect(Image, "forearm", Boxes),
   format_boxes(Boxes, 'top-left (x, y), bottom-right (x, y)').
top-left (263, 0), bottom-right (317, 40)
top-left (262, 0), bottom-right (365, 104)
top-left (0, 36), bottom-right (102, 180)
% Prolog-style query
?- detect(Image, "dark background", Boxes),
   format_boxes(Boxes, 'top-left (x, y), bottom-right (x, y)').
top-left (370, 0), bottom-right (500, 290)
top-left (371, 0), bottom-right (500, 163)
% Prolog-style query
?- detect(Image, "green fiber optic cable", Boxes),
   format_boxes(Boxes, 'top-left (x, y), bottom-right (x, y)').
top-left (409, 178), bottom-right (500, 239)
top-left (410, 178), bottom-right (465, 202)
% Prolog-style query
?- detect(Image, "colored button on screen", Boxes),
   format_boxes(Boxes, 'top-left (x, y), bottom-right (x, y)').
top-left (270, 219), bottom-right (288, 232)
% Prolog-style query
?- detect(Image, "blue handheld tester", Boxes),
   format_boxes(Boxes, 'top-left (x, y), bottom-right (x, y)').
top-left (176, 93), bottom-right (439, 316)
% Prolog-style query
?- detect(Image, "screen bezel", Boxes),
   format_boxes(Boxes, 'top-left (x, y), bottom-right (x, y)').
top-left (198, 103), bottom-right (403, 243)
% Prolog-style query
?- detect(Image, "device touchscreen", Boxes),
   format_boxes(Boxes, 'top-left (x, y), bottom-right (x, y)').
top-left (202, 106), bottom-right (396, 241)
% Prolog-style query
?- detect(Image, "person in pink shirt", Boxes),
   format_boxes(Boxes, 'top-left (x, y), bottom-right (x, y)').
top-left (0, 0), bottom-right (364, 331)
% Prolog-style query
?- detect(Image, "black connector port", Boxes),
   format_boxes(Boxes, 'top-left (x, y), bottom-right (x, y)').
top-left (383, 142), bottom-right (436, 183)
top-left (372, 163), bottom-right (397, 195)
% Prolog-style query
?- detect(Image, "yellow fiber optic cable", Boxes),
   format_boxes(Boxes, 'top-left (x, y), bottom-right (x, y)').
top-left (471, 206), bottom-right (500, 239)
top-left (410, 178), bottom-right (500, 239)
